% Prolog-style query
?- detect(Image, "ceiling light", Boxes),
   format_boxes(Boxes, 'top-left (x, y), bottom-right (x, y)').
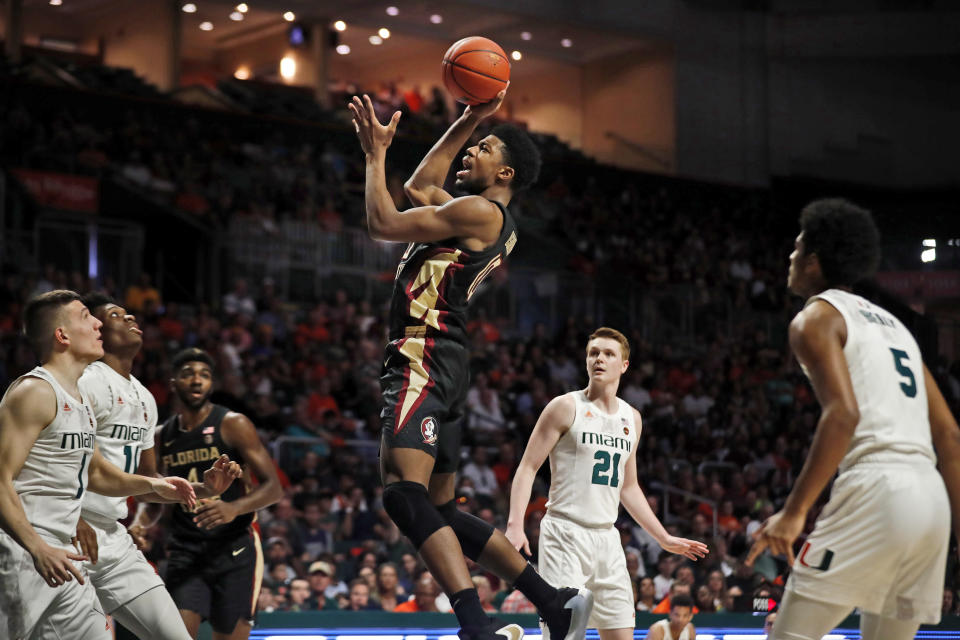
top-left (236, 3), bottom-right (248, 12)
top-left (280, 56), bottom-right (296, 80)
top-left (234, 66), bottom-right (250, 80)
top-left (229, 11), bottom-right (244, 21)
top-left (182, 2), bottom-right (197, 12)
top-left (511, 50), bottom-right (522, 61)
top-left (521, 31), bottom-right (532, 41)
top-left (386, 6), bottom-right (399, 16)
top-left (283, 11), bottom-right (295, 21)
top-left (199, 21), bottom-right (214, 31)
top-left (378, 28), bottom-right (390, 38)
top-left (49, 0), bottom-right (62, 5)
top-left (561, 38), bottom-right (573, 48)
top-left (430, 14), bottom-right (443, 24)
top-left (369, 35), bottom-right (383, 45)
top-left (336, 44), bottom-right (351, 55)
top-left (334, 20), bottom-right (346, 31)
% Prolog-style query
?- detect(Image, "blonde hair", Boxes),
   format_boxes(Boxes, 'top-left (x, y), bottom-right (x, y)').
top-left (586, 327), bottom-right (630, 361)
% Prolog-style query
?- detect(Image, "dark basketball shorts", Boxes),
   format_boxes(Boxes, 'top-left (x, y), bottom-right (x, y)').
top-left (380, 337), bottom-right (470, 474)
top-left (162, 528), bottom-right (263, 634)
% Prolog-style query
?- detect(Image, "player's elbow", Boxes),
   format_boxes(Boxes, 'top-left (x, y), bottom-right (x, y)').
top-left (825, 403), bottom-right (860, 433)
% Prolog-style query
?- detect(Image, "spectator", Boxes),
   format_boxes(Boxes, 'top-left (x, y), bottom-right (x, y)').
top-left (652, 582), bottom-right (699, 615)
top-left (223, 277), bottom-right (257, 316)
top-left (472, 575), bottom-right (498, 613)
top-left (307, 561), bottom-right (341, 610)
top-left (344, 579), bottom-right (378, 611)
top-left (653, 552), bottom-right (675, 600)
top-left (375, 562), bottom-right (406, 611)
top-left (394, 574), bottom-right (441, 613)
top-left (124, 272), bottom-right (161, 314)
top-left (461, 446), bottom-right (499, 504)
top-left (499, 588), bottom-right (537, 614)
top-left (287, 578), bottom-right (313, 612)
top-left (636, 576), bottom-right (657, 612)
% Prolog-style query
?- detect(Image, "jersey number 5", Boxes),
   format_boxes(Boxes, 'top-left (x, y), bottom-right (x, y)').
top-left (889, 348), bottom-right (918, 398)
top-left (591, 451), bottom-right (621, 487)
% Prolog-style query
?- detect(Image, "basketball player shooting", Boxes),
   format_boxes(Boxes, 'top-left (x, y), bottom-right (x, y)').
top-left (746, 200), bottom-right (960, 640)
top-left (349, 90), bottom-right (593, 640)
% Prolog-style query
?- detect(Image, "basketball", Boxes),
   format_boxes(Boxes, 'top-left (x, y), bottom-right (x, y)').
top-left (442, 36), bottom-right (510, 105)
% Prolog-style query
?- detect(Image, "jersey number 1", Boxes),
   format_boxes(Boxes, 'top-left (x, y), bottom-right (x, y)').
top-left (592, 451), bottom-right (621, 487)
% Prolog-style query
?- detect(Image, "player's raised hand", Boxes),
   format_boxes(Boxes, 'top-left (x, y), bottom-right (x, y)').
top-left (661, 535), bottom-right (710, 562)
top-left (31, 541), bottom-right (87, 587)
top-left (72, 516), bottom-right (99, 565)
top-left (465, 83), bottom-right (508, 120)
top-left (152, 476), bottom-right (197, 510)
top-left (193, 498), bottom-right (240, 530)
top-left (348, 94), bottom-right (401, 156)
top-left (202, 454), bottom-right (242, 497)
top-left (746, 509), bottom-right (803, 567)
top-left (504, 522), bottom-right (532, 557)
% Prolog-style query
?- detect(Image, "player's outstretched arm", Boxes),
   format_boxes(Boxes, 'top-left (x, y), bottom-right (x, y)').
top-left (87, 446), bottom-right (196, 508)
top-left (134, 447), bottom-right (241, 502)
top-left (925, 364), bottom-right (960, 544)
top-left (505, 394), bottom-right (574, 555)
top-left (620, 410), bottom-right (708, 562)
top-left (748, 300), bottom-right (859, 565)
top-left (192, 412), bottom-right (283, 530)
top-left (350, 94), bottom-right (501, 244)
top-left (404, 88), bottom-right (507, 207)
top-left (0, 378), bottom-right (88, 586)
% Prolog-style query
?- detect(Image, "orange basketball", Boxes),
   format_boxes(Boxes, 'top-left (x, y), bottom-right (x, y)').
top-left (442, 36), bottom-right (510, 105)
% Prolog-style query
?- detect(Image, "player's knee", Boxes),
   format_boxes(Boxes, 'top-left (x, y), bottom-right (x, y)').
top-left (436, 499), bottom-right (494, 560)
top-left (382, 481), bottom-right (447, 549)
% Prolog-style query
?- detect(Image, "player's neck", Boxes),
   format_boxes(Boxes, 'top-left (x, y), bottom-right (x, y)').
top-left (179, 402), bottom-right (214, 431)
top-left (101, 351), bottom-right (135, 379)
top-left (584, 381), bottom-right (619, 413)
top-left (480, 185), bottom-right (511, 207)
top-left (42, 351), bottom-right (93, 398)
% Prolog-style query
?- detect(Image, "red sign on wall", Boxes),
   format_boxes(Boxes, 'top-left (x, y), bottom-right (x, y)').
top-left (876, 270), bottom-right (960, 300)
top-left (11, 169), bottom-right (99, 213)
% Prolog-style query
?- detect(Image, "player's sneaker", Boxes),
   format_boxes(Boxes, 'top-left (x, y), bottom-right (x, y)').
top-left (541, 587), bottom-right (594, 640)
top-left (458, 619), bottom-right (524, 640)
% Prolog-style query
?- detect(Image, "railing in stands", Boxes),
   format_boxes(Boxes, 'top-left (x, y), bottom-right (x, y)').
top-left (647, 480), bottom-right (718, 540)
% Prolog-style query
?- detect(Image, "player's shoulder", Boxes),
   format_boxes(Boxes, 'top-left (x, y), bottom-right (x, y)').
top-left (0, 375), bottom-right (58, 423)
top-left (790, 297), bottom-right (845, 343)
top-left (442, 195), bottom-right (502, 220)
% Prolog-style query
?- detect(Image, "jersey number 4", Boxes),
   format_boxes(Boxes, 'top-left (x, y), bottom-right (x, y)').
top-left (889, 348), bottom-right (918, 398)
top-left (591, 451), bottom-right (621, 487)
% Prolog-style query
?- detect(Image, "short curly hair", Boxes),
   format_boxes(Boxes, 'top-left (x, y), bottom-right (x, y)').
top-left (80, 291), bottom-right (117, 316)
top-left (491, 124), bottom-right (541, 191)
top-left (799, 198), bottom-right (881, 288)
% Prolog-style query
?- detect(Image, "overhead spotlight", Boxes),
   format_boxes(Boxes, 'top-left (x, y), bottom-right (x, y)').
top-left (234, 66), bottom-right (250, 80)
top-left (429, 14), bottom-right (443, 24)
top-left (236, 3), bottom-right (248, 12)
top-left (336, 44), bottom-right (351, 55)
top-left (199, 21), bottom-right (214, 31)
top-left (334, 20), bottom-right (347, 31)
top-left (229, 11), bottom-right (244, 21)
top-left (280, 56), bottom-right (296, 80)
top-left (521, 31), bottom-right (532, 41)
top-left (561, 38), bottom-right (573, 48)
top-left (921, 239), bottom-right (937, 263)
top-left (386, 6), bottom-right (399, 16)
top-left (182, 2), bottom-right (197, 12)
top-left (511, 50), bottom-right (522, 61)
top-left (283, 11), bottom-right (295, 21)
top-left (378, 28), bottom-right (390, 38)
top-left (369, 35), bottom-right (383, 45)
top-left (49, 0), bottom-right (62, 5)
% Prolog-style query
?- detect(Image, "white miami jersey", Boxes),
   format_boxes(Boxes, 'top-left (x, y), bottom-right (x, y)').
top-left (78, 361), bottom-right (157, 522)
top-left (809, 289), bottom-right (936, 472)
top-left (650, 620), bottom-right (691, 640)
top-left (7, 366), bottom-right (97, 544)
top-left (546, 390), bottom-right (639, 528)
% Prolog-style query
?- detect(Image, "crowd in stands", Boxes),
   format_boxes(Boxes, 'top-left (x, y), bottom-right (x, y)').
top-left (2, 265), bottom-right (959, 618)
top-left (2, 55), bottom-right (960, 621)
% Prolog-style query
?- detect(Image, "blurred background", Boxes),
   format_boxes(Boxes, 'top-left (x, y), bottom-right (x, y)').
top-left (1, 0), bottom-right (959, 626)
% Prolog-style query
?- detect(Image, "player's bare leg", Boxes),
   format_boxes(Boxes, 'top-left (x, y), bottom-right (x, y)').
top-left (380, 446), bottom-right (475, 595)
top-left (429, 472), bottom-right (593, 640)
top-left (179, 609), bottom-right (202, 639)
top-left (598, 628), bottom-right (633, 640)
top-left (214, 619), bottom-right (252, 640)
